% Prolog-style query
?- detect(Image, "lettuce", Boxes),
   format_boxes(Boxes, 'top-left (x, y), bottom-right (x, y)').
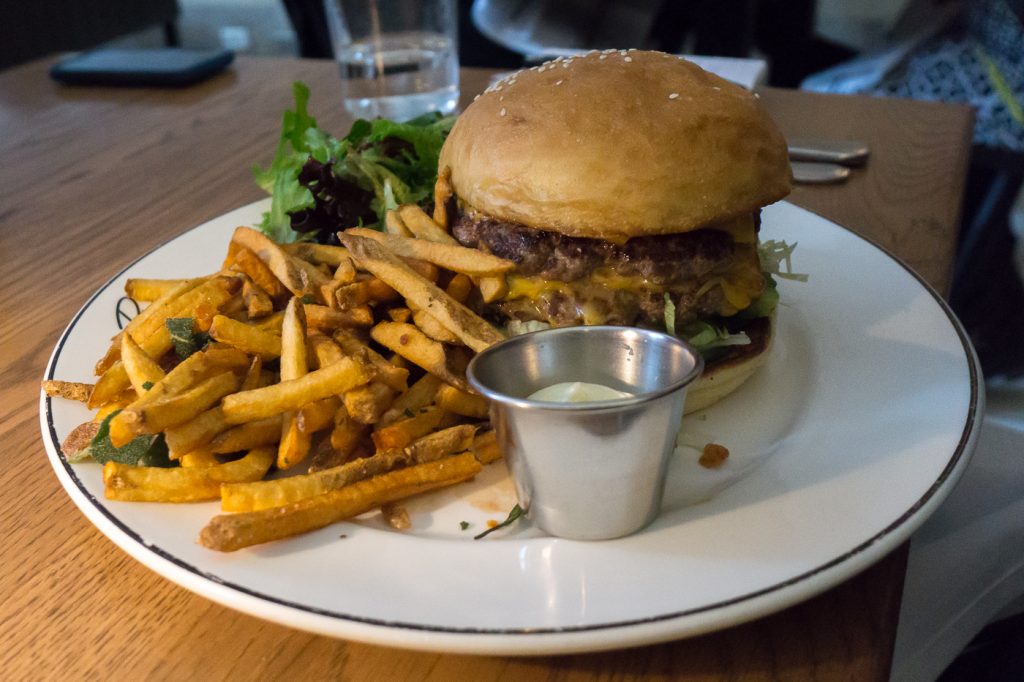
top-left (682, 321), bottom-right (751, 353)
top-left (759, 240), bottom-right (808, 282)
top-left (253, 82), bottom-right (455, 243)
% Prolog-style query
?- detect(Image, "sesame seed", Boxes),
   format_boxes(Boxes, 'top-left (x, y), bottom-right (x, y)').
top-left (599, 54), bottom-right (607, 60)
top-left (624, 56), bottom-right (633, 62)
top-left (712, 86), bottom-right (720, 91)
top-left (668, 93), bottom-right (679, 99)
top-left (473, 94), bottom-right (479, 101)
top-left (500, 107), bottom-right (507, 116)
top-left (628, 48), bottom-right (637, 52)
top-left (555, 79), bottom-right (563, 85)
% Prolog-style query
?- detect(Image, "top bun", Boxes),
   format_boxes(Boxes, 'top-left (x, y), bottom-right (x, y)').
top-left (440, 51), bottom-right (792, 241)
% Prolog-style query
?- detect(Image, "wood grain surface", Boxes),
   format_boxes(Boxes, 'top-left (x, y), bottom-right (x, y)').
top-left (0, 57), bottom-right (973, 681)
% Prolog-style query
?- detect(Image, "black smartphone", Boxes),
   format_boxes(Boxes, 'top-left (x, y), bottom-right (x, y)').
top-left (50, 48), bottom-right (235, 87)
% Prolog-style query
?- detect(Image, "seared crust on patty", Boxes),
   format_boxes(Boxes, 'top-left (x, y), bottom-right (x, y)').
top-left (452, 211), bottom-right (736, 285)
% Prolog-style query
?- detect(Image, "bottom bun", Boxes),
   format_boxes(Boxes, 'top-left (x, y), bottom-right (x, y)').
top-left (683, 314), bottom-right (774, 414)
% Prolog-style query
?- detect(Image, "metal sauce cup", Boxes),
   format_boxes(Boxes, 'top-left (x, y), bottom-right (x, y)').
top-left (467, 326), bottom-right (703, 540)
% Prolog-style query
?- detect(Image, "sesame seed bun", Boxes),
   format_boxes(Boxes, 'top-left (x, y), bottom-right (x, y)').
top-left (439, 50), bottom-right (792, 241)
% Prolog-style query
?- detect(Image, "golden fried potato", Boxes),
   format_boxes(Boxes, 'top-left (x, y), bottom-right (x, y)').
top-left (405, 425), bottom-right (476, 463)
top-left (277, 298), bottom-right (311, 470)
top-left (103, 447), bottom-right (274, 502)
top-left (125, 279), bottom-right (190, 302)
top-left (221, 357), bottom-right (370, 424)
top-left (345, 227), bottom-right (514, 277)
top-left (398, 204), bottom-right (458, 245)
top-left (229, 246), bottom-right (288, 299)
top-left (385, 209), bottom-right (413, 237)
top-left (281, 242), bottom-right (352, 267)
top-left (221, 447), bottom-right (410, 512)
top-left (304, 303), bottom-right (373, 330)
top-left (471, 429), bottom-right (502, 464)
top-left (120, 333), bottom-right (166, 396)
top-left (432, 167), bottom-right (453, 229)
top-left (118, 371), bottom-right (239, 437)
top-left (343, 381), bottom-right (395, 425)
top-left (231, 226), bottom-right (328, 300)
top-left (378, 374), bottom-right (442, 427)
top-left (201, 452), bottom-right (481, 550)
top-left (42, 380), bottom-right (94, 403)
top-left (340, 233), bottom-right (504, 352)
top-left (436, 384), bottom-right (490, 419)
top-left (370, 321), bottom-right (470, 392)
top-left (209, 314), bottom-right (283, 358)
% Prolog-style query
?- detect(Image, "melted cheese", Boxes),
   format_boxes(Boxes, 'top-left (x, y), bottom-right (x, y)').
top-left (503, 225), bottom-right (764, 319)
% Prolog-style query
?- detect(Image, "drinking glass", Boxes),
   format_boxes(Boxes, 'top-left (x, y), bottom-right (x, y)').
top-left (323, 0), bottom-right (459, 121)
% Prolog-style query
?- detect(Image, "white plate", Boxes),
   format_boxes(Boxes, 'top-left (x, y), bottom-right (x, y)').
top-left (40, 200), bottom-right (982, 655)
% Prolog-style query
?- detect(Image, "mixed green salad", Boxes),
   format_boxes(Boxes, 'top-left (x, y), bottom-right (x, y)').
top-left (253, 82), bottom-right (455, 244)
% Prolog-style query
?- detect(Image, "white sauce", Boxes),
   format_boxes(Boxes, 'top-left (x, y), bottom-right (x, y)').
top-left (527, 381), bottom-right (632, 403)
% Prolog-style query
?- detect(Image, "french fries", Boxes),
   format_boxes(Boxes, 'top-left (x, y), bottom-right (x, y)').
top-left (277, 298), bottom-right (310, 470)
top-left (472, 429), bottom-right (502, 464)
top-left (436, 384), bottom-right (490, 419)
top-left (432, 168), bottom-right (453, 229)
top-left (125, 278), bottom-right (190, 302)
top-left (281, 242), bottom-right (351, 267)
top-left (221, 447), bottom-right (413, 512)
top-left (108, 347), bottom-right (249, 446)
top-left (42, 380), bottom-right (94, 403)
top-left (370, 321), bottom-right (470, 392)
top-left (241, 276), bottom-right (274, 318)
top-left (229, 246), bottom-right (288, 299)
top-left (118, 371), bottom-right (239, 435)
top-left (201, 452), bottom-right (481, 551)
top-left (164, 406), bottom-right (228, 459)
top-left (340, 233), bottom-right (505, 352)
top-left (51, 213), bottom-right (521, 551)
top-left (384, 209), bottom-right (413, 236)
top-left (343, 381), bottom-right (395, 424)
top-left (372, 405), bottom-right (444, 451)
top-left (345, 227), bottom-right (514, 277)
top-left (104, 447), bottom-right (274, 502)
top-left (399, 204), bottom-right (458, 245)
top-left (120, 333), bottom-right (166, 396)
top-left (209, 315), bottom-right (282, 358)
top-left (231, 226), bottom-right (327, 300)
top-left (221, 357), bottom-right (369, 424)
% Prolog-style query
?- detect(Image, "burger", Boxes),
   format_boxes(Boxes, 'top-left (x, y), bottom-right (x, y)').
top-left (435, 50), bottom-right (793, 412)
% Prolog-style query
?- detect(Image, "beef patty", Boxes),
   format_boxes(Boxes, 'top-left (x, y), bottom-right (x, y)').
top-left (452, 212), bottom-right (738, 285)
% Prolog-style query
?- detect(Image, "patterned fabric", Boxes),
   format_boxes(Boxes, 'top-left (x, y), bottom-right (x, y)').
top-left (810, 0), bottom-right (1024, 152)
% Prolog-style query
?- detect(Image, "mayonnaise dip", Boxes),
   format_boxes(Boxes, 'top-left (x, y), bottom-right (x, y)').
top-left (527, 381), bottom-right (632, 403)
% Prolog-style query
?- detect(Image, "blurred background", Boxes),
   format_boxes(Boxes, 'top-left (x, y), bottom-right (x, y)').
top-left (3, 1), bottom-right (1022, 679)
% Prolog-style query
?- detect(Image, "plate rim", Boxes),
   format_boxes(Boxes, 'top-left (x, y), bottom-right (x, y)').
top-left (39, 199), bottom-right (984, 654)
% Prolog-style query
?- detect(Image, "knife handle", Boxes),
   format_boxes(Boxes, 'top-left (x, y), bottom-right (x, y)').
top-left (791, 161), bottom-right (851, 184)
top-left (788, 139), bottom-right (870, 166)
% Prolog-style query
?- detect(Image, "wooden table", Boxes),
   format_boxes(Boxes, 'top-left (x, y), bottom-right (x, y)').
top-left (0, 56), bottom-right (973, 680)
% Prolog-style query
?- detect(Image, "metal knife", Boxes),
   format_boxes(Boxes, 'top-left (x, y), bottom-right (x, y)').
top-left (790, 161), bottom-right (851, 185)
top-left (787, 138), bottom-right (870, 166)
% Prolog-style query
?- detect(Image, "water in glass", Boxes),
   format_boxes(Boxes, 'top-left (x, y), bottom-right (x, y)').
top-left (336, 31), bottom-right (458, 120)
